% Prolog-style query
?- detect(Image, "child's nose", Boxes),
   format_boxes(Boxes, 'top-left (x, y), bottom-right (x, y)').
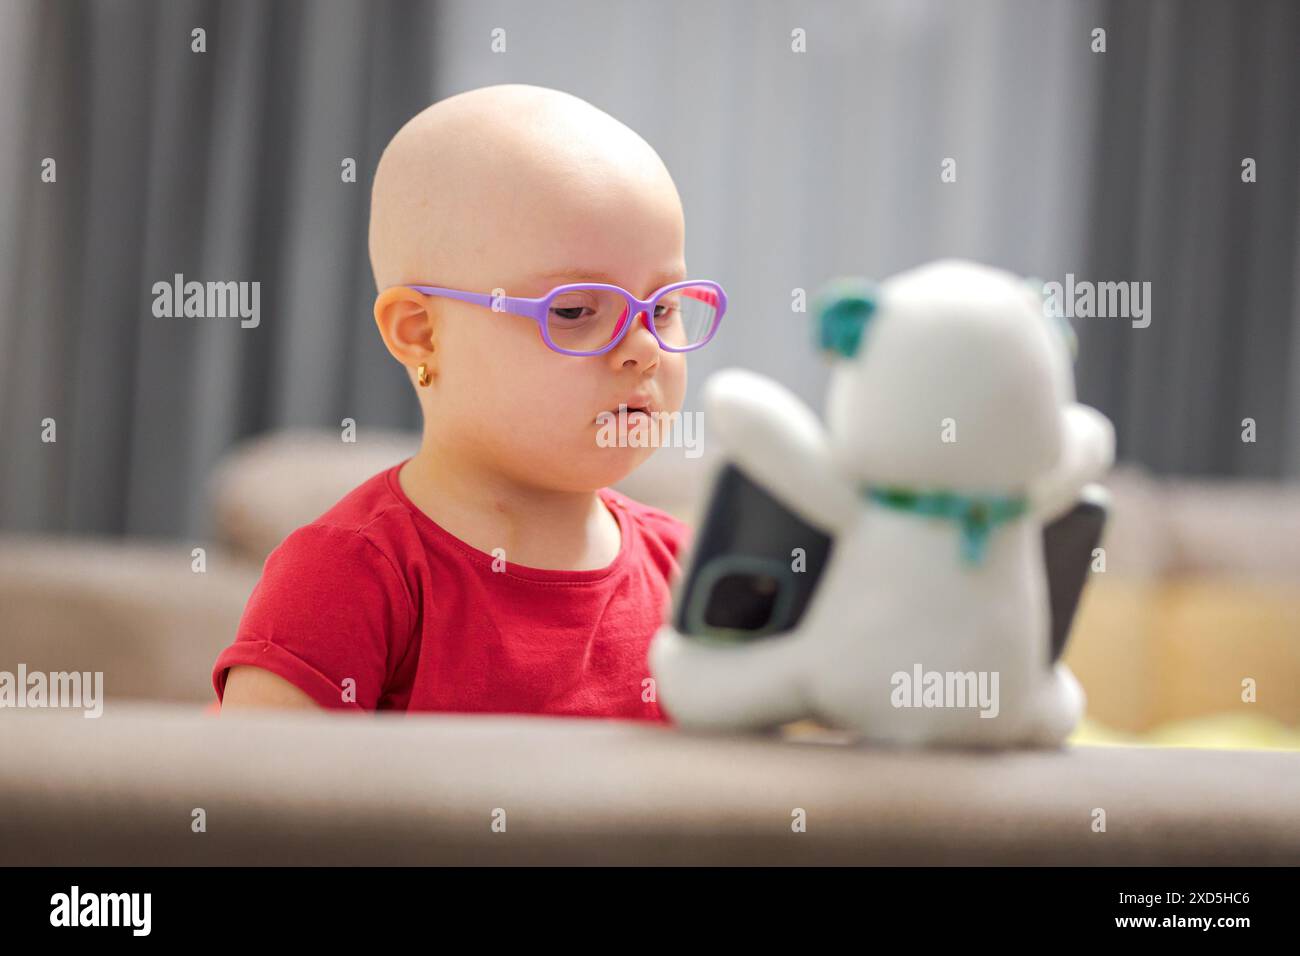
top-left (609, 306), bottom-right (659, 366)
top-left (612, 306), bottom-right (653, 342)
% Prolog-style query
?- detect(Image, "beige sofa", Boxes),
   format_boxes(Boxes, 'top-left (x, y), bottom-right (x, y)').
top-left (3, 703), bottom-right (1296, 865)
top-left (1, 430), bottom-right (1297, 865)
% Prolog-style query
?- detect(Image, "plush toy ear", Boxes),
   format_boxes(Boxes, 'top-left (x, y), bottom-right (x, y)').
top-left (815, 278), bottom-right (878, 359)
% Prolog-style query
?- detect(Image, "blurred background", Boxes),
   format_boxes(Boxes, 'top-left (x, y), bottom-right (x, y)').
top-left (0, 0), bottom-right (1297, 745)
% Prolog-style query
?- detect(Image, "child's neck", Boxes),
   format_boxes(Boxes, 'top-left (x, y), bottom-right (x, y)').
top-left (397, 446), bottom-right (621, 572)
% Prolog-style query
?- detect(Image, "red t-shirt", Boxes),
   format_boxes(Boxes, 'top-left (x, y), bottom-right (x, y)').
top-left (212, 464), bottom-right (691, 720)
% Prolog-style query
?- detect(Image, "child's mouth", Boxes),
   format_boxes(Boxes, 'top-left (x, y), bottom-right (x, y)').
top-left (594, 400), bottom-right (654, 425)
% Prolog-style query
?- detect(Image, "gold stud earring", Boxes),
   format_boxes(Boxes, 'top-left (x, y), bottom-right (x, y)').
top-left (416, 363), bottom-right (432, 387)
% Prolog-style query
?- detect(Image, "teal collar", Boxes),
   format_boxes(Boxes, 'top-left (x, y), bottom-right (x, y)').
top-left (862, 486), bottom-right (1028, 564)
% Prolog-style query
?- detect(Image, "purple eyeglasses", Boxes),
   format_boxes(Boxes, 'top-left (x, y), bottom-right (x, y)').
top-left (404, 280), bottom-right (727, 356)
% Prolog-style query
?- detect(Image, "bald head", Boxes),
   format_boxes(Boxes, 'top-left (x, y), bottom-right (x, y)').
top-left (368, 85), bottom-right (683, 293)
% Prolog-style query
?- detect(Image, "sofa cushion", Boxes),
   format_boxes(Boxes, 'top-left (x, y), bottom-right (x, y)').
top-left (209, 429), bottom-right (419, 565)
top-left (0, 536), bottom-right (257, 703)
top-left (0, 703), bottom-right (1295, 865)
top-left (1163, 479), bottom-right (1300, 579)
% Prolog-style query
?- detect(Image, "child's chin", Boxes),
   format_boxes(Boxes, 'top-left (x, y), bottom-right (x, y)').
top-left (572, 446), bottom-right (654, 489)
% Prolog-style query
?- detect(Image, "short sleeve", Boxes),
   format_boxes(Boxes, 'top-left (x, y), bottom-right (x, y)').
top-left (642, 508), bottom-right (692, 562)
top-left (212, 523), bottom-right (413, 710)
top-left (662, 514), bottom-right (692, 561)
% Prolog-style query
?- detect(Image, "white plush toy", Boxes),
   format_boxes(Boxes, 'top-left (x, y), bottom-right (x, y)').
top-left (649, 259), bottom-right (1115, 747)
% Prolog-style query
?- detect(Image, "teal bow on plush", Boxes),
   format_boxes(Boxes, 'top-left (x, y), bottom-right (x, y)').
top-left (863, 486), bottom-right (1028, 564)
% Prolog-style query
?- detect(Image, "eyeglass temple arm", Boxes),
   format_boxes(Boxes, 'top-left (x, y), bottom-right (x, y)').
top-left (405, 286), bottom-right (548, 322)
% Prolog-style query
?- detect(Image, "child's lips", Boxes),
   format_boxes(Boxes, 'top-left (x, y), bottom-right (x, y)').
top-left (594, 396), bottom-right (656, 424)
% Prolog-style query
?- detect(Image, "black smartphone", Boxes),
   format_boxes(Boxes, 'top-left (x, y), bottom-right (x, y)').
top-left (1042, 491), bottom-right (1107, 662)
top-left (675, 463), bottom-right (1106, 664)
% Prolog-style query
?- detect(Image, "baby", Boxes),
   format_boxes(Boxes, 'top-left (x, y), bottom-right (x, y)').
top-left (212, 85), bottom-right (723, 718)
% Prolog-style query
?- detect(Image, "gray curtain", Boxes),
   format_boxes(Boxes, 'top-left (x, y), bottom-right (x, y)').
top-left (1, 0), bottom-right (1297, 542)
top-left (1077, 0), bottom-right (1300, 479)
top-left (0, 0), bottom-right (434, 537)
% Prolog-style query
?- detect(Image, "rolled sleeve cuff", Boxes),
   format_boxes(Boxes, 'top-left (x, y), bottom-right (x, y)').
top-left (212, 639), bottom-right (368, 712)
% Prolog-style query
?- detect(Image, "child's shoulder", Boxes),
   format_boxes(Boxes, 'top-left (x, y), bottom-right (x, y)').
top-left (310, 464), bottom-right (409, 534)
top-left (271, 465), bottom-right (414, 568)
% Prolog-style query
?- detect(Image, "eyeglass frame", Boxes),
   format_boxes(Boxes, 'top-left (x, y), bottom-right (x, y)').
top-left (403, 280), bottom-right (728, 356)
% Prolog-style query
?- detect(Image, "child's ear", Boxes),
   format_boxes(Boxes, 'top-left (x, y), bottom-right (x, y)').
top-left (373, 287), bottom-right (437, 370)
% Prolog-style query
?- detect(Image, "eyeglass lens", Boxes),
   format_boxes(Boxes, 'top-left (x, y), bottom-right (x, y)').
top-left (545, 285), bottom-right (720, 353)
